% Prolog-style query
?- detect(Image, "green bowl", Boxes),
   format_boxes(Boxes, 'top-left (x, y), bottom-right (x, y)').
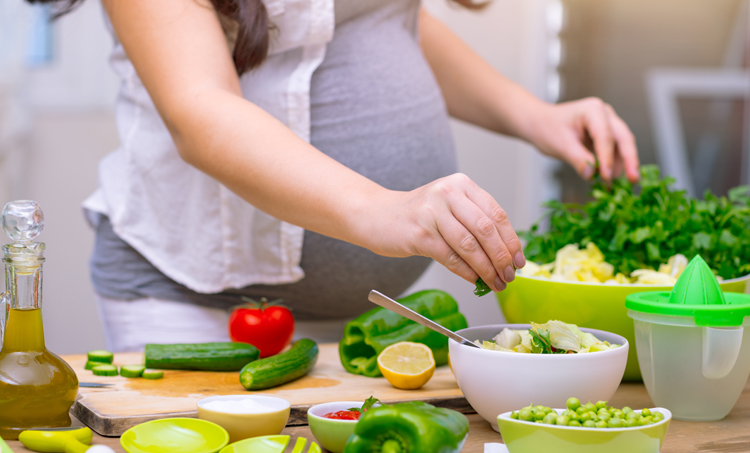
top-left (497, 408), bottom-right (671, 453)
top-left (307, 402), bottom-right (367, 453)
top-left (121, 418), bottom-right (229, 453)
top-left (497, 274), bottom-right (750, 380)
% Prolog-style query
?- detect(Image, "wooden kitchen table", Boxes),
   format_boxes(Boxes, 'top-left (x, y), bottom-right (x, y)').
top-left (6, 379), bottom-right (750, 452)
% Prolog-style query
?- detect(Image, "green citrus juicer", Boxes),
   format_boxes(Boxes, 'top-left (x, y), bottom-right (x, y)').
top-left (626, 255), bottom-right (750, 421)
top-left (18, 427), bottom-right (114, 453)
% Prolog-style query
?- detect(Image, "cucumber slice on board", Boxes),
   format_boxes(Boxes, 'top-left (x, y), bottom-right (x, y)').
top-left (142, 369), bottom-right (164, 380)
top-left (120, 365), bottom-right (146, 378)
top-left (87, 350), bottom-right (114, 364)
top-left (91, 364), bottom-right (118, 376)
top-left (85, 361), bottom-right (103, 370)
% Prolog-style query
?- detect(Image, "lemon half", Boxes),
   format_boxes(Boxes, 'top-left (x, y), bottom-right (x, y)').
top-left (377, 342), bottom-right (436, 390)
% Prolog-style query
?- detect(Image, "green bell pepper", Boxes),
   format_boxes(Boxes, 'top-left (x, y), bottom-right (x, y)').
top-left (339, 289), bottom-right (468, 377)
top-left (343, 401), bottom-right (469, 453)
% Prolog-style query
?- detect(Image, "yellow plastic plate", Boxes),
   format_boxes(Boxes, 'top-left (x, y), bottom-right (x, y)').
top-left (220, 435), bottom-right (321, 453)
top-left (121, 418), bottom-right (229, 453)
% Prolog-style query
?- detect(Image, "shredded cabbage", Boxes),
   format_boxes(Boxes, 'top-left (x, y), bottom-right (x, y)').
top-left (476, 320), bottom-right (619, 354)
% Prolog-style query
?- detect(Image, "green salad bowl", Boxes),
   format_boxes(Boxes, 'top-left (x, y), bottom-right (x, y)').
top-left (497, 274), bottom-right (750, 380)
top-left (497, 408), bottom-right (671, 453)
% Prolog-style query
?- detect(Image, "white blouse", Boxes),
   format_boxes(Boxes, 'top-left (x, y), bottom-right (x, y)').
top-left (83, 0), bottom-right (335, 293)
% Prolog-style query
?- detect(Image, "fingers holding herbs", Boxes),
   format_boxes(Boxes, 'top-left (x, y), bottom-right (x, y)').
top-left (390, 173), bottom-right (525, 293)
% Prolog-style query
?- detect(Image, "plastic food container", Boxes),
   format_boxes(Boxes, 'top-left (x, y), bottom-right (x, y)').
top-left (626, 256), bottom-right (750, 421)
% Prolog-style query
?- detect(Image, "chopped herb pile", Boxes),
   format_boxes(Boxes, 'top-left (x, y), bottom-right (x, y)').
top-left (521, 165), bottom-right (750, 280)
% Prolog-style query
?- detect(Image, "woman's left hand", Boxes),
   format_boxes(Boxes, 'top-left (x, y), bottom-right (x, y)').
top-left (525, 97), bottom-right (640, 183)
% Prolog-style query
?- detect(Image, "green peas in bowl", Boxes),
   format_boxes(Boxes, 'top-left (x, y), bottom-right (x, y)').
top-left (498, 402), bottom-right (671, 453)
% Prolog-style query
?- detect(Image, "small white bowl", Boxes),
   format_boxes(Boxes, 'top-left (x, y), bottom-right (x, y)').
top-left (197, 395), bottom-right (290, 443)
top-left (449, 324), bottom-right (628, 430)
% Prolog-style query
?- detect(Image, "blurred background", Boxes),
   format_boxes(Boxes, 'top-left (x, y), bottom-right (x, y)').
top-left (0, 0), bottom-right (745, 353)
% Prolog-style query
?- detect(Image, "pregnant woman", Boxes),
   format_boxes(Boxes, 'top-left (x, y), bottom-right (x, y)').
top-left (31, 0), bottom-right (639, 349)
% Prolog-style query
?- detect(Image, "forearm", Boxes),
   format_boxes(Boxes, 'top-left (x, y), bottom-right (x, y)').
top-left (101, 0), bottom-right (396, 254)
top-left (170, 88), bottom-right (392, 252)
top-left (419, 9), bottom-right (545, 142)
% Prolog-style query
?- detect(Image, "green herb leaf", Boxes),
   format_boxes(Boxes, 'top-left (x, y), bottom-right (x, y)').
top-left (529, 326), bottom-right (558, 354)
top-left (693, 232), bottom-right (711, 250)
top-left (474, 278), bottom-right (491, 297)
top-left (360, 396), bottom-right (380, 413)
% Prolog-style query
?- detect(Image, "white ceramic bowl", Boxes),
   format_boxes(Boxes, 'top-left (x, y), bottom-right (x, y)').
top-left (197, 395), bottom-right (290, 443)
top-left (449, 324), bottom-right (628, 430)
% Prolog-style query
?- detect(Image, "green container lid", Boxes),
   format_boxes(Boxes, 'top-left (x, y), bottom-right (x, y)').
top-left (625, 255), bottom-right (750, 327)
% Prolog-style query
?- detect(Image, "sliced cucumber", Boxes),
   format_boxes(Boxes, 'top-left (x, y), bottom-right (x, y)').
top-left (142, 369), bottom-right (164, 380)
top-left (240, 339), bottom-right (318, 390)
top-left (92, 364), bottom-right (118, 376)
top-left (84, 360), bottom-right (102, 370)
top-left (120, 365), bottom-right (146, 378)
top-left (87, 350), bottom-right (114, 364)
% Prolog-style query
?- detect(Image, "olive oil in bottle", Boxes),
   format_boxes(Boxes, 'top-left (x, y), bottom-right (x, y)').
top-left (0, 201), bottom-right (78, 439)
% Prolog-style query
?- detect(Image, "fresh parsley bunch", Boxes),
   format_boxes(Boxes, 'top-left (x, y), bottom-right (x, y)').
top-left (521, 165), bottom-right (750, 280)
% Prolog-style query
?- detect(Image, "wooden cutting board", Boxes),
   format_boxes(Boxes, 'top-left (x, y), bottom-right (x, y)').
top-left (68, 343), bottom-right (470, 437)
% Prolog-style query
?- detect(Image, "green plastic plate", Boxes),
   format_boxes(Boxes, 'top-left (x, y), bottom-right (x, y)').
top-left (121, 418), bottom-right (229, 453)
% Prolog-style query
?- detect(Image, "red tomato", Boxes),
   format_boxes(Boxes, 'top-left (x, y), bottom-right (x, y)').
top-left (323, 410), bottom-right (361, 420)
top-left (228, 298), bottom-right (295, 358)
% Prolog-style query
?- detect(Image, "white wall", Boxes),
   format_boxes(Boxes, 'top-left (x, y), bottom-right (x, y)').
top-left (6, 0), bottom-right (558, 353)
top-left (5, 0), bottom-right (118, 354)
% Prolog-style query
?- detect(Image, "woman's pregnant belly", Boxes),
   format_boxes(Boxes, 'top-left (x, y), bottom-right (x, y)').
top-left (239, 5), bottom-right (459, 320)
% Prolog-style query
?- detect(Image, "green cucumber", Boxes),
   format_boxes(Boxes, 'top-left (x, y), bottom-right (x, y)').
top-left (144, 342), bottom-right (260, 371)
top-left (240, 339), bottom-right (318, 390)
top-left (120, 365), bottom-right (146, 378)
top-left (85, 361), bottom-right (102, 370)
top-left (142, 369), bottom-right (164, 380)
top-left (92, 364), bottom-right (118, 376)
top-left (87, 350), bottom-right (114, 364)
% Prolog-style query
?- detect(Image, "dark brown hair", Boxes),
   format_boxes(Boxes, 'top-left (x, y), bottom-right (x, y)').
top-left (28, 0), bottom-right (486, 75)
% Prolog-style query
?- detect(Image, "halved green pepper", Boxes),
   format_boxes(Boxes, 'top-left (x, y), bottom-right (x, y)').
top-left (339, 289), bottom-right (468, 377)
top-left (343, 401), bottom-right (469, 453)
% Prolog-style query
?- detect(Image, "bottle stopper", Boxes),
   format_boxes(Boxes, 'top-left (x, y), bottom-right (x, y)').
top-left (1, 200), bottom-right (44, 245)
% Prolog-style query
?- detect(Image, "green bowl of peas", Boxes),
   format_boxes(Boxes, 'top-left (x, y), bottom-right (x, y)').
top-left (497, 399), bottom-right (671, 453)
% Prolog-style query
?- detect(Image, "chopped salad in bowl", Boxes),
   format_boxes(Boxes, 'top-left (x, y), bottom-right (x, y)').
top-left (475, 320), bottom-right (620, 354)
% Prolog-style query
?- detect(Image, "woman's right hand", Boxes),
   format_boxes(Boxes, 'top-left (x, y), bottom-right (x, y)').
top-left (365, 173), bottom-right (526, 293)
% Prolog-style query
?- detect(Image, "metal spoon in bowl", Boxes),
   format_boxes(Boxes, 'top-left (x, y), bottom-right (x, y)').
top-left (367, 290), bottom-right (482, 349)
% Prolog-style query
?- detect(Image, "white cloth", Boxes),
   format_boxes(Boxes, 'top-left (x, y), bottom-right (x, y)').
top-left (95, 294), bottom-right (350, 352)
top-left (83, 0), bottom-right (335, 294)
